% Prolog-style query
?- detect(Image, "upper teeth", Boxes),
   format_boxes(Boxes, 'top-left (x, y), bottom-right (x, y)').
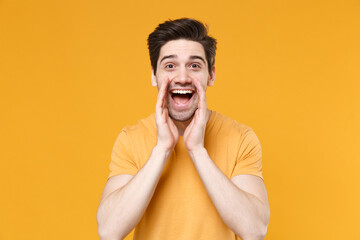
top-left (172, 90), bottom-right (193, 94)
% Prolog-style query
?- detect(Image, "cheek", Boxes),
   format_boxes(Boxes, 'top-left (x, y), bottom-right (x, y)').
top-left (157, 72), bottom-right (176, 83)
top-left (193, 77), bottom-right (208, 89)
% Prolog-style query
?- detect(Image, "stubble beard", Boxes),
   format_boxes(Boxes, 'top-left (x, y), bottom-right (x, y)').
top-left (166, 94), bottom-right (198, 122)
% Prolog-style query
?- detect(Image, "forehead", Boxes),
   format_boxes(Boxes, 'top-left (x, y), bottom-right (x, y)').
top-left (158, 39), bottom-right (206, 62)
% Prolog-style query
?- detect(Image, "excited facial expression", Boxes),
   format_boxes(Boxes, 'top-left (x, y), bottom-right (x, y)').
top-left (152, 39), bottom-right (215, 122)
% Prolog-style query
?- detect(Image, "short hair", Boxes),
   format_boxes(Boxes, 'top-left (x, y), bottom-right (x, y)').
top-left (147, 18), bottom-right (217, 74)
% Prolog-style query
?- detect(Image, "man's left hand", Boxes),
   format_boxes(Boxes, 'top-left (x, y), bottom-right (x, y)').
top-left (183, 80), bottom-right (208, 153)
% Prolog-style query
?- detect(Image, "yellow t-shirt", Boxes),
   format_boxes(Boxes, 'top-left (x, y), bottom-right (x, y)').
top-left (109, 111), bottom-right (263, 240)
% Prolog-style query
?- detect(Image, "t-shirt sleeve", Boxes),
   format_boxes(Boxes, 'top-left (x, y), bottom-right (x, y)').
top-left (108, 129), bottom-right (139, 178)
top-left (231, 129), bottom-right (263, 179)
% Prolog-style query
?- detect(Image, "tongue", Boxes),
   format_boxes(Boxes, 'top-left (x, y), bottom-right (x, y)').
top-left (173, 94), bottom-right (190, 104)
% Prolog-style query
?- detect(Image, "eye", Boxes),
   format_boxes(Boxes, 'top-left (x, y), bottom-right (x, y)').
top-left (190, 63), bottom-right (200, 69)
top-left (165, 63), bottom-right (175, 69)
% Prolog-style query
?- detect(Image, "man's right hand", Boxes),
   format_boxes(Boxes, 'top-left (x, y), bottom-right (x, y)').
top-left (155, 77), bottom-right (179, 153)
top-left (98, 78), bottom-right (178, 239)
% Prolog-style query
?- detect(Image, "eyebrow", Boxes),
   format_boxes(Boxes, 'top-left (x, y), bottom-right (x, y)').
top-left (189, 55), bottom-right (206, 64)
top-left (159, 55), bottom-right (206, 64)
top-left (160, 55), bottom-right (176, 64)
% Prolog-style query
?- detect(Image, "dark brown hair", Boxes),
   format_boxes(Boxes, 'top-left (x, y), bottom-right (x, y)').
top-left (147, 18), bottom-right (217, 74)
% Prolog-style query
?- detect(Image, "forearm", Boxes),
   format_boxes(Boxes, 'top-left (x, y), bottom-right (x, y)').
top-left (97, 146), bottom-right (171, 240)
top-left (189, 148), bottom-right (269, 240)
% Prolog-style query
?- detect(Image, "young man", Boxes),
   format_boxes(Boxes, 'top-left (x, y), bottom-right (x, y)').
top-left (97, 18), bottom-right (270, 240)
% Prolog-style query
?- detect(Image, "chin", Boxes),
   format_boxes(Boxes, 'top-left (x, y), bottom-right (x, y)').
top-left (168, 109), bottom-right (196, 122)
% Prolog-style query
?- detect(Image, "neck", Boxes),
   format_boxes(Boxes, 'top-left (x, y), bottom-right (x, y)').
top-left (172, 109), bottom-right (212, 136)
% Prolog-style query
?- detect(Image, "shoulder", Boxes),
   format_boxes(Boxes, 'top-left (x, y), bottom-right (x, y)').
top-left (209, 112), bottom-right (261, 152)
top-left (210, 111), bottom-right (256, 139)
top-left (113, 113), bottom-right (156, 150)
top-left (112, 113), bottom-right (157, 159)
top-left (121, 113), bottom-right (156, 137)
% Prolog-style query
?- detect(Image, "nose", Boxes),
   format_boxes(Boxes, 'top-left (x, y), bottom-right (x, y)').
top-left (173, 66), bottom-right (192, 85)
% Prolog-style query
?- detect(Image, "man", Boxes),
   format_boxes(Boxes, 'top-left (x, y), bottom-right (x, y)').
top-left (97, 18), bottom-right (270, 240)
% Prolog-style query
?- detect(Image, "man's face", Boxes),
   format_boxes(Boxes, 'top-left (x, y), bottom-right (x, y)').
top-left (152, 39), bottom-right (215, 122)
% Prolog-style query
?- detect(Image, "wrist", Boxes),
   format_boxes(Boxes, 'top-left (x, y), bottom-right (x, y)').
top-left (188, 147), bottom-right (207, 159)
top-left (153, 144), bottom-right (173, 159)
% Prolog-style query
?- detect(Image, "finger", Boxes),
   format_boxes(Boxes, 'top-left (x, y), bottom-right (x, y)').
top-left (163, 107), bottom-right (168, 118)
top-left (194, 80), bottom-right (207, 117)
top-left (184, 116), bottom-right (195, 136)
top-left (190, 109), bottom-right (198, 125)
top-left (156, 78), bottom-right (169, 108)
top-left (195, 108), bottom-right (200, 123)
top-left (156, 78), bottom-right (170, 113)
top-left (162, 78), bottom-right (171, 110)
top-left (168, 116), bottom-right (178, 137)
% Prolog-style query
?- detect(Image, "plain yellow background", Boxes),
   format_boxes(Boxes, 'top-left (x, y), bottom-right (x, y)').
top-left (1, 0), bottom-right (359, 239)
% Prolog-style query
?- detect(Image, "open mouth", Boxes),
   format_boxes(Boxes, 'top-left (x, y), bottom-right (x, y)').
top-left (170, 89), bottom-right (195, 105)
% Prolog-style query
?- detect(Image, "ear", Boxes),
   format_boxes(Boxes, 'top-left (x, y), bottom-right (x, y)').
top-left (151, 67), bottom-right (157, 87)
top-left (207, 66), bottom-right (216, 87)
